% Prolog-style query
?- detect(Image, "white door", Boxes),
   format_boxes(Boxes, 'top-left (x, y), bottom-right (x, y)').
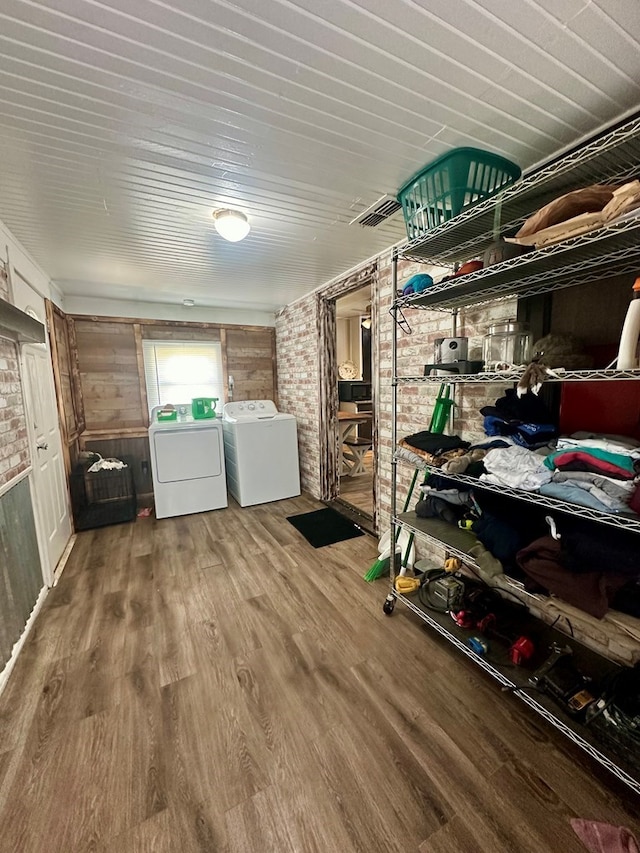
top-left (22, 343), bottom-right (72, 584)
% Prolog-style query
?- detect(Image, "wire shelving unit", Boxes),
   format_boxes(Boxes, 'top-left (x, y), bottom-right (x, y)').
top-left (385, 111), bottom-right (640, 797)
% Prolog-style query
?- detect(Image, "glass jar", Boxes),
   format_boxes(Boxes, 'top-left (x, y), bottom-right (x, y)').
top-left (482, 321), bottom-right (531, 370)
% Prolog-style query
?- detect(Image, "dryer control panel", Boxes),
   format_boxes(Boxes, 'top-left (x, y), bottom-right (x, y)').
top-left (223, 400), bottom-right (279, 421)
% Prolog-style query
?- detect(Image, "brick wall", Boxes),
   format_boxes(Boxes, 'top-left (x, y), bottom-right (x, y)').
top-left (0, 338), bottom-right (29, 488)
top-left (275, 295), bottom-right (321, 496)
top-left (275, 250), bottom-right (516, 504)
top-left (376, 250), bottom-right (516, 530)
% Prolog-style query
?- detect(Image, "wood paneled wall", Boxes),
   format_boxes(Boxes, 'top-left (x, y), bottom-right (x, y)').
top-left (46, 307), bottom-right (277, 506)
top-left (46, 301), bottom-right (83, 474)
top-left (226, 327), bottom-right (277, 402)
top-left (74, 320), bottom-right (145, 431)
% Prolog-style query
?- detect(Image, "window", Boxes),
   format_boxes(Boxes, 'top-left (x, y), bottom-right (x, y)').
top-left (142, 340), bottom-right (224, 412)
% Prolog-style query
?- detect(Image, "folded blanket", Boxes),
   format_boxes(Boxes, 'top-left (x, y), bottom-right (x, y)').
top-left (544, 447), bottom-right (638, 479)
top-left (538, 482), bottom-right (622, 513)
top-left (481, 446), bottom-right (552, 491)
top-left (395, 443), bottom-right (431, 470)
top-left (517, 536), bottom-right (631, 618)
top-left (402, 430), bottom-right (469, 454)
top-left (557, 436), bottom-right (640, 457)
top-left (553, 470), bottom-right (634, 499)
top-left (397, 439), bottom-right (436, 466)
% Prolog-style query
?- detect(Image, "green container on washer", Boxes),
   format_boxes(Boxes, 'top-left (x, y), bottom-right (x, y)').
top-left (191, 397), bottom-right (218, 419)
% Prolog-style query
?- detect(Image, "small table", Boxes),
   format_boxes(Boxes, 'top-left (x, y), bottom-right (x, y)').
top-left (338, 412), bottom-right (372, 476)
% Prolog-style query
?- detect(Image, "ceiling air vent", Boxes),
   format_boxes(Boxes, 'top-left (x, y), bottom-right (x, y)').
top-left (350, 194), bottom-right (402, 227)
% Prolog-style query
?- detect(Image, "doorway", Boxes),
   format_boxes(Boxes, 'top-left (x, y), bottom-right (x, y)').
top-left (335, 286), bottom-right (374, 520)
top-left (21, 343), bottom-right (72, 585)
top-left (10, 267), bottom-right (72, 586)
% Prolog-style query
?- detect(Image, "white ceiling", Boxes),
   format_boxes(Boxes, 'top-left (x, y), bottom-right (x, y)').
top-left (0, 1), bottom-right (639, 314)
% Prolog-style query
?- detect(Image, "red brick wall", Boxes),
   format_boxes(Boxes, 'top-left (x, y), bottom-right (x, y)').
top-left (275, 295), bottom-right (321, 496)
top-left (375, 250), bottom-right (517, 530)
top-left (275, 250), bottom-right (516, 504)
top-left (0, 338), bottom-right (29, 488)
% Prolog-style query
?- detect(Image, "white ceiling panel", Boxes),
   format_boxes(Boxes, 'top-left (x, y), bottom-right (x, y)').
top-left (0, 0), bottom-right (638, 313)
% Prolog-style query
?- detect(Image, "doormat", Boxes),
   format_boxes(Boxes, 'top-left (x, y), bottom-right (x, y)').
top-left (286, 507), bottom-right (365, 549)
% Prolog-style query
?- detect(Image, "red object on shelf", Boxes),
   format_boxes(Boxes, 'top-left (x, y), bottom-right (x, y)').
top-left (559, 381), bottom-right (640, 440)
top-left (510, 636), bottom-right (535, 665)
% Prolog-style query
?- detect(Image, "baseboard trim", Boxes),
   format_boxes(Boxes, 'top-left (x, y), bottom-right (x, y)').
top-left (0, 584), bottom-right (48, 699)
top-left (53, 534), bottom-right (76, 586)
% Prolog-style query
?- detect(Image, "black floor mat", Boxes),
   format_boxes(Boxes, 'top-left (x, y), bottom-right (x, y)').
top-left (286, 506), bottom-right (365, 548)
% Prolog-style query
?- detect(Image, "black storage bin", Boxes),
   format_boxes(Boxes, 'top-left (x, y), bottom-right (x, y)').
top-left (69, 457), bottom-right (137, 530)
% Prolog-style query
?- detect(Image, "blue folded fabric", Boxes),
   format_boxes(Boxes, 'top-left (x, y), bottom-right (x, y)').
top-left (538, 482), bottom-right (620, 513)
top-left (484, 416), bottom-right (556, 448)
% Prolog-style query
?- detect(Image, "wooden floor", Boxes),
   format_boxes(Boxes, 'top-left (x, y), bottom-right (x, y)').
top-left (339, 451), bottom-right (373, 517)
top-left (0, 494), bottom-right (639, 852)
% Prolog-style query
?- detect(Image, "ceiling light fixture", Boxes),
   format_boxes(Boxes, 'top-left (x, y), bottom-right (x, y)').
top-left (183, 298), bottom-right (195, 307)
top-left (213, 209), bottom-right (250, 242)
top-left (361, 317), bottom-right (372, 330)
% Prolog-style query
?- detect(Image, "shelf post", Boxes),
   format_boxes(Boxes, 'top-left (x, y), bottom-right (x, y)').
top-left (390, 248), bottom-right (399, 595)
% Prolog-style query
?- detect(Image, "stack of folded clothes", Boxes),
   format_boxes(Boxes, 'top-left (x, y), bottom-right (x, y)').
top-left (480, 388), bottom-right (558, 450)
top-left (400, 418), bottom-right (640, 618)
top-left (517, 516), bottom-right (640, 618)
top-left (480, 445), bottom-right (552, 491)
top-left (416, 474), bottom-right (474, 525)
top-left (398, 430), bottom-right (469, 467)
top-left (541, 432), bottom-right (640, 513)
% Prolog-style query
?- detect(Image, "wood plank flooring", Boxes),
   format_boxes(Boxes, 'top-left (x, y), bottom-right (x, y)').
top-left (339, 452), bottom-right (373, 517)
top-left (0, 493), bottom-right (639, 852)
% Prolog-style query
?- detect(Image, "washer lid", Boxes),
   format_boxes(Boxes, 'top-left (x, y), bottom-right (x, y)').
top-left (223, 400), bottom-right (284, 422)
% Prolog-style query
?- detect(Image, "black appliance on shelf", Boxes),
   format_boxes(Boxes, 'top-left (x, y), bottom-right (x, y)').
top-left (338, 381), bottom-right (371, 402)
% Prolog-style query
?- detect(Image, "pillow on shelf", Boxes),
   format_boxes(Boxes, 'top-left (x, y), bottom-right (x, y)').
top-left (515, 185), bottom-right (616, 239)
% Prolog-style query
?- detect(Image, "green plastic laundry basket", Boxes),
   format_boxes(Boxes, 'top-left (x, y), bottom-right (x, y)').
top-left (398, 147), bottom-right (521, 240)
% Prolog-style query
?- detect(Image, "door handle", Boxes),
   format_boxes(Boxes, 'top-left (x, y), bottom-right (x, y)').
top-left (37, 442), bottom-right (49, 451)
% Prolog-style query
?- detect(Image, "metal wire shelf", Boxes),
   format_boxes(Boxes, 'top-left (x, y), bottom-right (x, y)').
top-left (395, 512), bottom-right (479, 566)
top-left (398, 459), bottom-right (640, 533)
top-left (392, 591), bottom-right (640, 797)
top-left (397, 368), bottom-right (640, 384)
top-left (399, 113), bottom-right (640, 265)
top-left (388, 114), bottom-right (640, 800)
top-left (397, 216), bottom-right (640, 311)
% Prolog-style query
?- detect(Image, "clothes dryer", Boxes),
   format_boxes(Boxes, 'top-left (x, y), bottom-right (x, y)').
top-left (148, 407), bottom-right (227, 519)
top-left (222, 400), bottom-right (300, 507)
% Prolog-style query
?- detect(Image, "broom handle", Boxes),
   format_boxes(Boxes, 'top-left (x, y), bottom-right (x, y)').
top-left (428, 382), bottom-right (447, 432)
top-left (402, 531), bottom-right (415, 568)
top-left (394, 467), bottom-right (420, 546)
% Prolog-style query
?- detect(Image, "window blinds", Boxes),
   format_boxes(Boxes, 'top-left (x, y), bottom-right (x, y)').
top-left (142, 340), bottom-right (224, 412)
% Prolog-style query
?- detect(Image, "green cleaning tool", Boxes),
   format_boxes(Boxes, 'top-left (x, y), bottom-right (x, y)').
top-left (429, 382), bottom-right (455, 434)
top-left (364, 467), bottom-right (420, 582)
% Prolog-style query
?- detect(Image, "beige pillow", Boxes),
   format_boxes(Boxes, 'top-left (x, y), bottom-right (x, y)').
top-left (516, 185), bottom-right (616, 238)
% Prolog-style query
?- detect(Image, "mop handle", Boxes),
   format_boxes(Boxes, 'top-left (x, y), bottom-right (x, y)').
top-left (393, 467), bottom-right (420, 546)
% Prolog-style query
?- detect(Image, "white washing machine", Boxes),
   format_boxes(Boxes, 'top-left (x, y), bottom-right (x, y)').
top-left (222, 400), bottom-right (300, 507)
top-left (148, 407), bottom-right (228, 519)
